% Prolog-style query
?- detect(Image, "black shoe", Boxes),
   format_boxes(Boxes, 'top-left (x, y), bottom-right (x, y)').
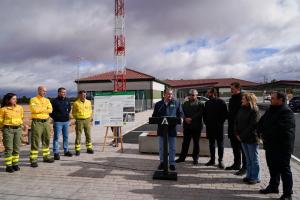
top-left (75, 151), bottom-right (80, 156)
top-left (218, 161), bottom-right (225, 169)
top-left (225, 164), bottom-right (241, 170)
top-left (259, 186), bottom-right (279, 194)
top-left (243, 177), bottom-right (250, 182)
top-left (87, 149), bottom-right (94, 154)
top-left (193, 160), bottom-right (198, 165)
top-left (157, 163), bottom-right (163, 170)
top-left (247, 179), bottom-right (261, 185)
top-left (12, 165), bottom-right (20, 171)
top-left (235, 168), bottom-right (246, 176)
top-left (169, 165), bottom-right (176, 171)
top-left (279, 194), bottom-right (292, 200)
top-left (54, 153), bottom-right (60, 160)
top-left (43, 157), bottom-right (54, 163)
top-left (6, 166), bottom-right (14, 173)
top-left (175, 158), bottom-right (185, 163)
top-left (205, 160), bottom-right (215, 166)
top-left (64, 151), bottom-right (73, 157)
top-left (30, 162), bottom-right (38, 168)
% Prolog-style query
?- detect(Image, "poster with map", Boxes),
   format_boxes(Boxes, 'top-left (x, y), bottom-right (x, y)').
top-left (93, 91), bottom-right (135, 126)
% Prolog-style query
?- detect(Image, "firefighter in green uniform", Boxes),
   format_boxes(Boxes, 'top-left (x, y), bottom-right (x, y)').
top-left (29, 86), bottom-right (54, 168)
top-left (72, 90), bottom-right (94, 156)
top-left (0, 93), bottom-right (24, 173)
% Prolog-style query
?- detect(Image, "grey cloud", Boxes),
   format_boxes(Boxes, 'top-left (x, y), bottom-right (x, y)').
top-left (0, 0), bottom-right (300, 96)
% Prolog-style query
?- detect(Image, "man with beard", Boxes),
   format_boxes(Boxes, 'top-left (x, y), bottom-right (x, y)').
top-left (203, 88), bottom-right (228, 169)
top-left (226, 82), bottom-right (247, 176)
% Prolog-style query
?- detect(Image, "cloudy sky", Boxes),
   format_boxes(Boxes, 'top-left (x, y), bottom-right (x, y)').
top-left (0, 0), bottom-right (300, 96)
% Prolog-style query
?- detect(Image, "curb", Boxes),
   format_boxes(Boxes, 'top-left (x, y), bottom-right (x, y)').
top-left (292, 155), bottom-right (300, 164)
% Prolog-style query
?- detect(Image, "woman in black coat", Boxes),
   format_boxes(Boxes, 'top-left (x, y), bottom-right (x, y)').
top-left (235, 93), bottom-right (260, 184)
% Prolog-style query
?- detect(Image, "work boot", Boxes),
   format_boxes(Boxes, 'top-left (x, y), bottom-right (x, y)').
top-left (205, 160), bottom-right (215, 166)
top-left (12, 165), bottom-right (20, 171)
top-left (218, 161), bottom-right (225, 169)
top-left (54, 153), bottom-right (60, 160)
top-left (75, 151), bottom-right (80, 156)
top-left (87, 149), bottom-right (94, 154)
top-left (6, 166), bottom-right (14, 173)
top-left (64, 151), bottom-right (73, 157)
top-left (43, 157), bottom-right (54, 163)
top-left (30, 162), bottom-right (38, 168)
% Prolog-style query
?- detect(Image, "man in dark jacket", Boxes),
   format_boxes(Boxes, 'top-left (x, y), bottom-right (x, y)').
top-left (226, 82), bottom-right (247, 175)
top-left (203, 88), bottom-right (228, 169)
top-left (258, 91), bottom-right (295, 200)
top-left (50, 87), bottom-right (72, 160)
top-left (152, 89), bottom-right (183, 171)
top-left (176, 89), bottom-right (204, 165)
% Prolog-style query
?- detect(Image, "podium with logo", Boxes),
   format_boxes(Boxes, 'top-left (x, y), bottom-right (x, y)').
top-left (149, 116), bottom-right (181, 181)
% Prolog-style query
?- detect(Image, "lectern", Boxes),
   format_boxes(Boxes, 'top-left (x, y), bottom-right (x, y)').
top-left (149, 116), bottom-right (181, 181)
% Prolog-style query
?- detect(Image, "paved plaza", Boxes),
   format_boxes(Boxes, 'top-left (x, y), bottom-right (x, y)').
top-left (0, 110), bottom-right (299, 200)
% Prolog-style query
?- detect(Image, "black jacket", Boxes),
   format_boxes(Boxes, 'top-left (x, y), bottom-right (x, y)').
top-left (228, 92), bottom-right (242, 138)
top-left (182, 99), bottom-right (204, 132)
top-left (235, 106), bottom-right (260, 144)
top-left (203, 97), bottom-right (228, 140)
top-left (152, 99), bottom-right (183, 137)
top-left (258, 104), bottom-right (295, 154)
top-left (50, 96), bottom-right (71, 122)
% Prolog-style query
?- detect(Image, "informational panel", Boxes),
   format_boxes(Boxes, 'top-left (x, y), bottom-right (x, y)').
top-left (93, 91), bottom-right (135, 126)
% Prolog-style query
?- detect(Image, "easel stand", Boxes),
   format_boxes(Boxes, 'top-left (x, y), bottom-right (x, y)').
top-left (102, 126), bottom-right (124, 152)
top-left (149, 117), bottom-right (181, 181)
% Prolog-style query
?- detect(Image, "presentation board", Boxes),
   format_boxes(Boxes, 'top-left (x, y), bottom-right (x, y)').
top-left (93, 91), bottom-right (135, 126)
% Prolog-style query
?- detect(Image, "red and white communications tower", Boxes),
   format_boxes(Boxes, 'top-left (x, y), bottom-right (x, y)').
top-left (114, 0), bottom-right (126, 91)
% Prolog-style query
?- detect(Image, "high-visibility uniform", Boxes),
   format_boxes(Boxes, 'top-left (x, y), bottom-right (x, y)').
top-left (29, 95), bottom-right (53, 163)
top-left (72, 99), bottom-right (93, 152)
top-left (0, 105), bottom-right (23, 167)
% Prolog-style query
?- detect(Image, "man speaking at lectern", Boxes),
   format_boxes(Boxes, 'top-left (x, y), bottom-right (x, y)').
top-left (152, 88), bottom-right (183, 171)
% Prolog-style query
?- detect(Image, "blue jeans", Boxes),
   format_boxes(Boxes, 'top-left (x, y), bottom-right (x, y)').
top-left (242, 143), bottom-right (260, 181)
top-left (158, 136), bottom-right (176, 166)
top-left (53, 121), bottom-right (70, 154)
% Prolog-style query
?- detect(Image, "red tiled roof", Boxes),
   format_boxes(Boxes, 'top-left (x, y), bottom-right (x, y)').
top-left (164, 78), bottom-right (258, 88)
top-left (78, 68), bottom-right (155, 82)
top-left (77, 68), bottom-right (257, 88)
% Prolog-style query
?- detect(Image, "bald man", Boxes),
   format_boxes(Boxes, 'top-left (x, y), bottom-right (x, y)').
top-left (29, 86), bottom-right (54, 168)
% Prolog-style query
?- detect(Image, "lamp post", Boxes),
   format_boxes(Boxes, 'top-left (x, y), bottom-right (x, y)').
top-left (77, 56), bottom-right (84, 92)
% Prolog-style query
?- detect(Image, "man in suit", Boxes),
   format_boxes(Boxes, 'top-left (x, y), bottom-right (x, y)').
top-left (259, 91), bottom-right (295, 200)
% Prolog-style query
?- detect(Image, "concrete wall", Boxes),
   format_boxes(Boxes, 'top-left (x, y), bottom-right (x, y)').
top-left (77, 80), bottom-right (168, 110)
top-left (152, 81), bottom-right (165, 105)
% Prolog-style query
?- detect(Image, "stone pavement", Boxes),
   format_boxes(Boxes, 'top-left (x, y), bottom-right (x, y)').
top-left (0, 110), bottom-right (300, 200)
